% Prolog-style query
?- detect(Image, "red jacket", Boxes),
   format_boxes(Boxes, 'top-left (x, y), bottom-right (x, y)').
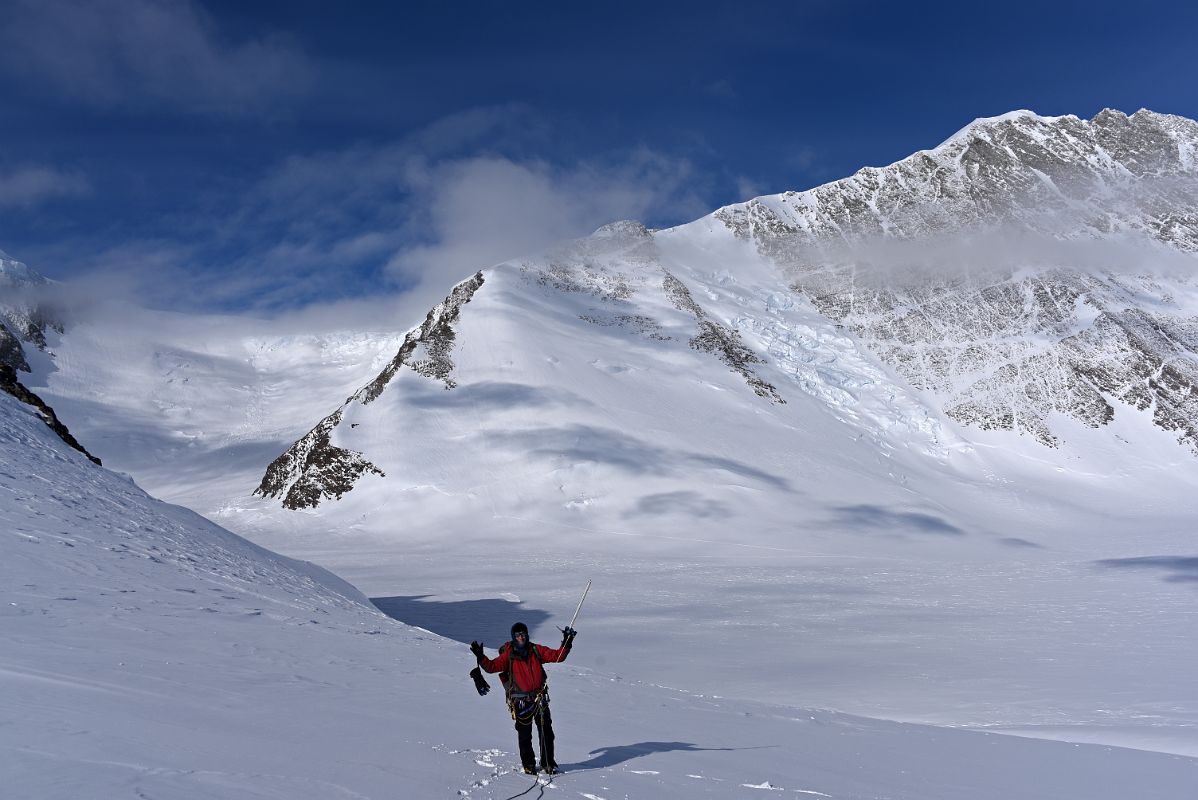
top-left (480, 641), bottom-right (569, 693)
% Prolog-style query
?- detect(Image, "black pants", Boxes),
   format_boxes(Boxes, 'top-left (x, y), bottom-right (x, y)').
top-left (514, 699), bottom-right (555, 770)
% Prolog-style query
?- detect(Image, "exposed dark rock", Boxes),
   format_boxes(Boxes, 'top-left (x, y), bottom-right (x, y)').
top-left (255, 409), bottom-right (383, 510)
top-left (662, 271), bottom-right (707, 318)
top-left (663, 271), bottom-right (785, 404)
top-left (256, 271), bottom-right (485, 509)
top-left (360, 271), bottom-right (484, 400)
top-left (526, 262), bottom-right (636, 301)
top-left (0, 321), bottom-right (30, 372)
top-left (1, 362), bottom-right (101, 465)
top-left (578, 312), bottom-right (671, 341)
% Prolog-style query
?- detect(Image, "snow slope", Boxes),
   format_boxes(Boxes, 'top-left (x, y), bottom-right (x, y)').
top-left (231, 217), bottom-right (1198, 757)
top-left (4, 390), bottom-right (1197, 799)
top-left (29, 303), bottom-right (407, 512)
top-left (20, 108), bottom-right (1198, 775)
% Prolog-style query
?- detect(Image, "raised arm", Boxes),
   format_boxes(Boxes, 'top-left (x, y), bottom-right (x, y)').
top-left (536, 627), bottom-right (577, 664)
top-left (476, 646), bottom-right (509, 674)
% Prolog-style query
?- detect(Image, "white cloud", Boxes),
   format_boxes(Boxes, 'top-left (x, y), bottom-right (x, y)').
top-left (735, 175), bottom-right (764, 202)
top-left (0, 0), bottom-right (312, 115)
top-left (387, 148), bottom-right (708, 283)
top-left (29, 107), bottom-right (713, 319)
top-left (0, 165), bottom-right (90, 208)
top-left (793, 222), bottom-right (1198, 287)
top-left (785, 147), bottom-right (819, 171)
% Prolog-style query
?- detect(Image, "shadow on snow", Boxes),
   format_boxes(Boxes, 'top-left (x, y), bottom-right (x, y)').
top-left (397, 380), bottom-right (595, 412)
top-left (560, 741), bottom-right (774, 772)
top-left (1094, 555), bottom-right (1198, 584)
top-left (481, 424), bottom-right (792, 492)
top-left (370, 595), bottom-right (552, 645)
top-left (831, 504), bottom-right (964, 536)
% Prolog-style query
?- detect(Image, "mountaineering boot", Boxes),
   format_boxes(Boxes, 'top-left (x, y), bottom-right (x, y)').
top-left (521, 765), bottom-right (538, 775)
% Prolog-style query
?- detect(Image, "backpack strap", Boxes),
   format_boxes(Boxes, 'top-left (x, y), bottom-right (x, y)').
top-left (501, 641), bottom-right (547, 721)
top-left (500, 642), bottom-right (543, 690)
top-left (498, 642), bottom-right (512, 690)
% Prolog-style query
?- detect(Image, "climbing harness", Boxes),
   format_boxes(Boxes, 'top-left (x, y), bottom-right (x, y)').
top-left (500, 642), bottom-right (548, 721)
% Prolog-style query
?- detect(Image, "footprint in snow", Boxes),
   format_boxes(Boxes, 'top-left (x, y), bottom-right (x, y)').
top-left (448, 746), bottom-right (509, 794)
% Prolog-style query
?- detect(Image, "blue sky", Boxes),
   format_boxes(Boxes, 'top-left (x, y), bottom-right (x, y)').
top-left (1, 0), bottom-right (1195, 315)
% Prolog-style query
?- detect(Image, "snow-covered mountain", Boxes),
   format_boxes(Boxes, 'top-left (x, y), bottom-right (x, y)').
top-left (18, 108), bottom-right (1198, 778)
top-left (718, 109), bottom-right (1198, 451)
top-left (0, 251), bottom-right (61, 373)
top-left (258, 109), bottom-right (1198, 515)
top-left (7, 388), bottom-right (1194, 798)
top-left (233, 108), bottom-right (1198, 758)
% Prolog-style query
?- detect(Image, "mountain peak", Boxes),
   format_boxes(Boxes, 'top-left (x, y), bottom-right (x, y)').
top-left (0, 252), bottom-right (48, 288)
top-left (933, 109), bottom-right (1056, 150)
top-left (703, 108), bottom-right (1198, 455)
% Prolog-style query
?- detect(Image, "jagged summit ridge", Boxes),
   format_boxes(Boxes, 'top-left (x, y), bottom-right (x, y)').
top-left (706, 108), bottom-right (1198, 452)
top-left (716, 108), bottom-right (1198, 250)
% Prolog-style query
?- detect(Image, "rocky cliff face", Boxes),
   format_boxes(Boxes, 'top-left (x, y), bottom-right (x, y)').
top-left (1, 362), bottom-right (101, 465)
top-left (0, 254), bottom-right (100, 463)
top-left (255, 272), bottom-right (485, 509)
top-left (713, 109), bottom-right (1198, 451)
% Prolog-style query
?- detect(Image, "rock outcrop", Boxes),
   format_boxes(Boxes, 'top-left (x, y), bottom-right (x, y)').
top-left (1, 362), bottom-right (101, 465)
top-left (255, 272), bottom-right (484, 509)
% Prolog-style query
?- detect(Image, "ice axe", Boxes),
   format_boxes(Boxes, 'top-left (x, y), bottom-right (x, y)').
top-left (467, 580), bottom-right (590, 697)
top-left (558, 579), bottom-right (591, 640)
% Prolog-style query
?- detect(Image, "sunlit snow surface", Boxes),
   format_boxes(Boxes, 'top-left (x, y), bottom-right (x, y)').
top-left (4, 391), bottom-right (1198, 799)
top-left (20, 108), bottom-right (1198, 793)
top-left (31, 209), bottom-right (1198, 765)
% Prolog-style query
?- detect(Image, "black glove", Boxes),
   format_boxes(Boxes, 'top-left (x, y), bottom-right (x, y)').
top-left (561, 627), bottom-right (577, 648)
top-left (470, 640), bottom-right (485, 660)
top-left (470, 666), bottom-right (491, 696)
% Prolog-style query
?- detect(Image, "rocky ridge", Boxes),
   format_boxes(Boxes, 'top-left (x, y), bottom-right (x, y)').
top-left (1, 361), bottom-right (101, 465)
top-left (0, 254), bottom-right (98, 462)
top-left (255, 272), bottom-right (485, 509)
top-left (712, 109), bottom-right (1198, 450)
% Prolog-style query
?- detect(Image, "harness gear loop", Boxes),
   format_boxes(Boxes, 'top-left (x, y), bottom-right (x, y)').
top-left (502, 641), bottom-right (550, 722)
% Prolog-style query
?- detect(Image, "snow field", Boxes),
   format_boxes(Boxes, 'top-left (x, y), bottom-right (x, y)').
top-left (7, 390), bottom-right (1198, 798)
